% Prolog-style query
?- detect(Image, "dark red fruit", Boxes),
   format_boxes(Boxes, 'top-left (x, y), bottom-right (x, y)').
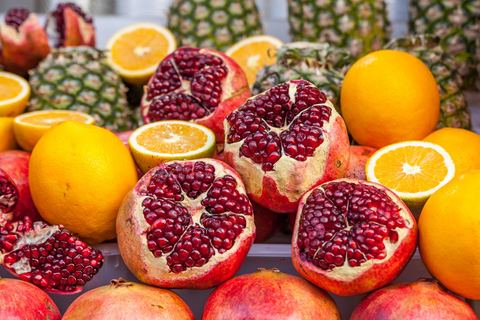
top-left (4, 8), bottom-right (30, 29)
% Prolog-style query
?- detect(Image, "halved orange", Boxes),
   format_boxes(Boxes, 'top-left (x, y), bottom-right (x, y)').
top-left (225, 35), bottom-right (284, 87)
top-left (13, 110), bottom-right (95, 152)
top-left (0, 71), bottom-right (30, 117)
top-left (365, 141), bottom-right (455, 216)
top-left (0, 117), bottom-right (19, 151)
top-left (129, 120), bottom-right (216, 173)
top-left (105, 22), bottom-right (177, 86)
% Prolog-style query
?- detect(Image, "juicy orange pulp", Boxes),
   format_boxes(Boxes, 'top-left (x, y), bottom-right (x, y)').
top-left (20, 111), bottom-right (93, 126)
top-left (0, 76), bottom-right (23, 101)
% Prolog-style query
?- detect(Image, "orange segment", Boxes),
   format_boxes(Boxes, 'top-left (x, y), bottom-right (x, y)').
top-left (0, 71), bottom-right (30, 117)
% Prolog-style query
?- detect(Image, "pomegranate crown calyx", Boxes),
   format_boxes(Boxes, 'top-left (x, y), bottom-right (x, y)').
top-left (110, 278), bottom-right (134, 288)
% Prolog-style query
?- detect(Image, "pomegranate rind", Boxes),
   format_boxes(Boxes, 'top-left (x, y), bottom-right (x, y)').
top-left (345, 145), bottom-right (378, 180)
top-left (0, 14), bottom-right (50, 76)
top-left (117, 158), bottom-right (256, 289)
top-left (292, 178), bottom-right (418, 296)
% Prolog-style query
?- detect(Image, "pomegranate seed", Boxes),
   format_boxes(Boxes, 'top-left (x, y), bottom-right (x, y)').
top-left (4, 8), bottom-right (30, 29)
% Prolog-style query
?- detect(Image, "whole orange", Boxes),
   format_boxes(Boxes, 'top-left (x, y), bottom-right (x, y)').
top-left (340, 50), bottom-right (440, 149)
top-left (29, 121), bottom-right (138, 244)
top-left (419, 169), bottom-right (480, 300)
top-left (423, 128), bottom-right (480, 176)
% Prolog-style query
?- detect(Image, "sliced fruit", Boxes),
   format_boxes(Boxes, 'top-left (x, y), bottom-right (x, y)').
top-left (225, 35), bottom-right (283, 87)
top-left (366, 141), bottom-right (455, 215)
top-left (13, 110), bottom-right (95, 152)
top-left (105, 22), bottom-right (177, 86)
top-left (0, 71), bottom-right (30, 117)
top-left (129, 120), bottom-right (216, 173)
top-left (0, 117), bottom-right (18, 151)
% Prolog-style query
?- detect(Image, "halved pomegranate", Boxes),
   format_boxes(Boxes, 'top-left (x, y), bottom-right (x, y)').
top-left (45, 2), bottom-right (95, 48)
top-left (117, 158), bottom-right (255, 289)
top-left (224, 80), bottom-right (350, 213)
top-left (292, 179), bottom-right (418, 296)
top-left (141, 47), bottom-right (251, 145)
top-left (0, 8), bottom-right (50, 76)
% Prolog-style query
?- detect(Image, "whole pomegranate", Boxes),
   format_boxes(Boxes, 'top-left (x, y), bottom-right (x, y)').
top-left (252, 200), bottom-right (286, 243)
top-left (345, 145), bottom-right (378, 180)
top-left (141, 46), bottom-right (251, 144)
top-left (292, 179), bottom-right (418, 296)
top-left (202, 268), bottom-right (341, 319)
top-left (224, 79), bottom-right (350, 213)
top-left (117, 158), bottom-right (255, 289)
top-left (0, 277), bottom-right (61, 319)
top-left (0, 168), bottom-right (104, 293)
top-left (350, 278), bottom-right (478, 319)
top-left (62, 278), bottom-right (195, 320)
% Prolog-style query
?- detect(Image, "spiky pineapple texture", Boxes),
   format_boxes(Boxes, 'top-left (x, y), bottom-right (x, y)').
top-left (28, 46), bottom-right (139, 132)
top-left (167, 0), bottom-right (263, 52)
top-left (287, 0), bottom-right (391, 58)
top-left (386, 35), bottom-right (471, 130)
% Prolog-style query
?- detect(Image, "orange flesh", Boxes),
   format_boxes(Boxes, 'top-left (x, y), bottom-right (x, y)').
top-left (0, 76), bottom-right (23, 101)
top-left (21, 112), bottom-right (92, 126)
top-left (373, 146), bottom-right (449, 193)
top-left (137, 123), bottom-right (208, 154)
top-left (111, 28), bottom-right (171, 71)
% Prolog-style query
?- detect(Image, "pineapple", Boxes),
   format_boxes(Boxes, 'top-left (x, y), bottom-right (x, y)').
top-left (28, 46), bottom-right (138, 132)
top-left (287, 0), bottom-right (391, 58)
top-left (167, 0), bottom-right (263, 52)
top-left (385, 35), bottom-right (471, 130)
top-left (252, 42), bottom-right (352, 113)
top-left (408, 0), bottom-right (480, 88)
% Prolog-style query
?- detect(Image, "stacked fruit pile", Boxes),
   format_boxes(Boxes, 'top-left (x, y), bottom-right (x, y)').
top-left (0, 0), bottom-right (480, 319)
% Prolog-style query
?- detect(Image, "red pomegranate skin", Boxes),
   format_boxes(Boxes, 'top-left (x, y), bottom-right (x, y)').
top-left (350, 278), bottom-right (479, 319)
top-left (0, 277), bottom-right (61, 319)
top-left (202, 268), bottom-right (342, 320)
top-left (0, 150), bottom-right (42, 222)
top-left (252, 200), bottom-right (286, 243)
top-left (345, 145), bottom-right (378, 180)
top-left (62, 278), bottom-right (195, 320)
top-left (292, 178), bottom-right (418, 296)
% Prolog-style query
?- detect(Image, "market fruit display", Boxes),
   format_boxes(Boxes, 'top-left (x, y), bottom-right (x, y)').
top-left (350, 278), bottom-right (478, 319)
top-left (62, 278), bottom-right (195, 320)
top-left (0, 277), bottom-right (61, 319)
top-left (167, 0), bottom-right (263, 51)
top-left (141, 46), bottom-right (250, 145)
top-left (117, 158), bottom-right (255, 289)
top-left (224, 79), bottom-right (350, 213)
top-left (287, 0), bottom-right (391, 58)
top-left (202, 268), bottom-right (341, 319)
top-left (292, 179), bottom-right (418, 296)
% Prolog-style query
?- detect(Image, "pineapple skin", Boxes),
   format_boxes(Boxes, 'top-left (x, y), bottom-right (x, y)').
top-left (167, 0), bottom-right (264, 52)
top-left (28, 46), bottom-right (137, 132)
top-left (287, 0), bottom-right (392, 58)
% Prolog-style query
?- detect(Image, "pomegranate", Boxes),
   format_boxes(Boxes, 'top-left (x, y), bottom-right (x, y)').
top-left (117, 158), bottom-right (255, 289)
top-left (252, 200), bottom-right (286, 243)
top-left (0, 277), bottom-right (61, 319)
top-left (0, 150), bottom-right (41, 223)
top-left (45, 2), bottom-right (95, 48)
top-left (141, 46), bottom-right (251, 145)
top-left (0, 7), bottom-right (50, 76)
top-left (202, 268), bottom-right (341, 319)
top-left (224, 79), bottom-right (350, 213)
top-left (292, 178), bottom-right (418, 296)
top-left (350, 278), bottom-right (478, 319)
top-left (345, 145), bottom-right (378, 180)
top-left (0, 168), bottom-right (104, 293)
top-left (63, 278), bottom-right (195, 319)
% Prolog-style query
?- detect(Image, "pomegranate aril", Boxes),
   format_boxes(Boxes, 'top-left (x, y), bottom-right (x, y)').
top-left (4, 8), bottom-right (30, 29)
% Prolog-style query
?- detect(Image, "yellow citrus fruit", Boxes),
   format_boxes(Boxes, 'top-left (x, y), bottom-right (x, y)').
top-left (225, 35), bottom-right (283, 87)
top-left (340, 50), bottom-right (440, 149)
top-left (419, 169), bottom-right (480, 300)
top-left (0, 71), bottom-right (31, 117)
top-left (129, 120), bottom-right (216, 174)
top-left (13, 110), bottom-right (95, 152)
top-left (423, 128), bottom-right (480, 176)
top-left (366, 141), bottom-right (455, 215)
top-left (0, 117), bottom-right (18, 151)
top-left (105, 22), bottom-right (177, 86)
top-left (29, 121), bottom-right (138, 244)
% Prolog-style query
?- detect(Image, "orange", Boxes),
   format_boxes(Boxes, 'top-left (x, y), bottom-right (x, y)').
top-left (0, 117), bottom-right (18, 151)
top-left (129, 120), bottom-right (216, 173)
top-left (423, 127), bottom-right (480, 176)
top-left (29, 121), bottom-right (138, 244)
top-left (419, 169), bottom-right (480, 300)
top-left (225, 35), bottom-right (283, 87)
top-left (105, 22), bottom-right (177, 85)
top-left (13, 110), bottom-right (95, 152)
top-left (0, 71), bottom-right (30, 117)
top-left (340, 50), bottom-right (440, 149)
